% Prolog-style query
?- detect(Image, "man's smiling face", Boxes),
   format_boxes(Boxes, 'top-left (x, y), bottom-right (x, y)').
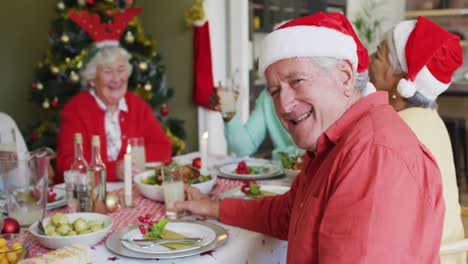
top-left (265, 57), bottom-right (355, 151)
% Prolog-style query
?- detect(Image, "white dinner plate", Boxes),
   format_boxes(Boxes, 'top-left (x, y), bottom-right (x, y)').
top-left (220, 185), bottom-right (290, 200)
top-left (106, 220), bottom-right (228, 259)
top-left (216, 158), bottom-right (284, 180)
top-left (120, 221), bottom-right (217, 254)
top-left (0, 187), bottom-right (67, 212)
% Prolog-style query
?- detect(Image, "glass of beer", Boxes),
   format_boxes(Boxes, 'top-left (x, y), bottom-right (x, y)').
top-left (127, 137), bottom-right (146, 173)
top-left (162, 166), bottom-right (185, 220)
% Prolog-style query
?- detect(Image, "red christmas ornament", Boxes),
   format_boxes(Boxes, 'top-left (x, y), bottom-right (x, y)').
top-left (160, 104), bottom-right (169, 116)
top-left (32, 82), bottom-right (37, 88)
top-left (192, 157), bottom-right (201, 169)
top-left (51, 98), bottom-right (59, 109)
top-left (128, 0), bottom-right (134, 5)
top-left (2, 218), bottom-right (20, 234)
top-left (31, 132), bottom-right (41, 142)
top-left (86, 0), bottom-right (95, 5)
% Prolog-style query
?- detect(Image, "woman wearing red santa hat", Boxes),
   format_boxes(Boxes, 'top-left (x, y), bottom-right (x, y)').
top-left (169, 12), bottom-right (445, 263)
top-left (369, 17), bottom-right (464, 264)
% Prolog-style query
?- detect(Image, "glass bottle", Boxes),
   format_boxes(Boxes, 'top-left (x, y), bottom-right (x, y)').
top-left (70, 133), bottom-right (88, 173)
top-left (88, 135), bottom-right (107, 213)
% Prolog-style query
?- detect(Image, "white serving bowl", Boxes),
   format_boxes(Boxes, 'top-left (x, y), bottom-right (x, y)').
top-left (134, 170), bottom-right (217, 202)
top-left (29, 212), bottom-right (113, 249)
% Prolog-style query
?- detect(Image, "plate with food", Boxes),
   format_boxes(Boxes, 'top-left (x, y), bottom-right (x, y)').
top-left (220, 180), bottom-right (290, 199)
top-left (216, 158), bottom-right (284, 180)
top-left (0, 187), bottom-right (67, 213)
top-left (106, 220), bottom-right (228, 259)
top-left (135, 160), bottom-right (216, 202)
top-left (120, 218), bottom-right (216, 254)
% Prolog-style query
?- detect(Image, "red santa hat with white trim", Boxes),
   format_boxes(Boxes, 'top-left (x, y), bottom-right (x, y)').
top-left (394, 17), bottom-right (463, 100)
top-left (259, 12), bottom-right (376, 95)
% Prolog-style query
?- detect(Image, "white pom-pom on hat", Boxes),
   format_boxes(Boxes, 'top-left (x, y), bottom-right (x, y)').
top-left (396, 79), bottom-right (417, 98)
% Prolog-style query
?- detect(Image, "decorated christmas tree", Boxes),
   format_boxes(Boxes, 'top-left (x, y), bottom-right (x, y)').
top-left (26, 0), bottom-right (186, 155)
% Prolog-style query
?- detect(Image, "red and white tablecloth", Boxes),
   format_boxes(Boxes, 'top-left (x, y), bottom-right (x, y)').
top-left (24, 152), bottom-right (289, 263)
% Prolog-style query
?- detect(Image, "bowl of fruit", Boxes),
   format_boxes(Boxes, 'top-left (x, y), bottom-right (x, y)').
top-left (135, 159), bottom-right (216, 202)
top-left (0, 233), bottom-right (31, 264)
top-left (29, 212), bottom-right (113, 249)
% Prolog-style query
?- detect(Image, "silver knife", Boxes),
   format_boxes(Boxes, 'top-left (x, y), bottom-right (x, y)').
top-left (120, 237), bottom-right (202, 244)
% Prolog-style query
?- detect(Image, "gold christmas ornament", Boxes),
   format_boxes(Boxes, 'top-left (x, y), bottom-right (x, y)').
top-left (77, 0), bottom-right (86, 6)
top-left (42, 99), bottom-right (50, 109)
top-left (70, 71), bottom-right (80, 83)
top-left (50, 66), bottom-right (60, 75)
top-left (65, 57), bottom-right (71, 63)
top-left (138, 62), bottom-right (148, 71)
top-left (125, 31), bottom-right (135, 44)
top-left (60, 33), bottom-right (70, 43)
top-left (144, 82), bottom-right (152, 91)
top-left (77, 61), bottom-right (83, 69)
top-left (106, 193), bottom-right (120, 212)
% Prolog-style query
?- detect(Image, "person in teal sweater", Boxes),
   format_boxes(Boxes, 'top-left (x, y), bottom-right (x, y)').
top-left (210, 87), bottom-right (302, 160)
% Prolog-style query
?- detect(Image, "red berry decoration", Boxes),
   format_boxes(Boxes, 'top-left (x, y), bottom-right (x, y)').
top-left (145, 213), bottom-right (152, 220)
top-left (2, 217), bottom-right (20, 234)
top-left (160, 104), bottom-right (169, 116)
top-left (192, 157), bottom-right (202, 169)
top-left (138, 216), bottom-right (145, 223)
top-left (51, 98), bottom-right (59, 109)
top-left (235, 160), bottom-right (249, 174)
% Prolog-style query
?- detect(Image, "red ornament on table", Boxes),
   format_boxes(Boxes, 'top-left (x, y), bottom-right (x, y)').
top-left (2, 218), bottom-right (20, 234)
top-left (192, 157), bottom-right (201, 169)
top-left (160, 104), bottom-right (169, 116)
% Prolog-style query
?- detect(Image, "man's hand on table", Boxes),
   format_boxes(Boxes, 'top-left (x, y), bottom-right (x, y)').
top-left (168, 185), bottom-right (220, 219)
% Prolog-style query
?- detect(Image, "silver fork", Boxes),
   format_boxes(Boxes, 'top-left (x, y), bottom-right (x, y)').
top-left (121, 237), bottom-right (203, 249)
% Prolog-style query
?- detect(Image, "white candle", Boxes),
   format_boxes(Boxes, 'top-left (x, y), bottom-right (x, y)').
top-left (124, 144), bottom-right (132, 207)
top-left (200, 131), bottom-right (209, 175)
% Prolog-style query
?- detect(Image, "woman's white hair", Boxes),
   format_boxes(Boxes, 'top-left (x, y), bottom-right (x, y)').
top-left (80, 46), bottom-right (133, 88)
top-left (382, 28), bottom-right (437, 109)
top-left (310, 57), bottom-right (369, 95)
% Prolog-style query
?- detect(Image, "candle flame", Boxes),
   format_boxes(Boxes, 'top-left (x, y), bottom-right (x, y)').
top-left (202, 131), bottom-right (208, 140)
top-left (126, 144), bottom-right (131, 154)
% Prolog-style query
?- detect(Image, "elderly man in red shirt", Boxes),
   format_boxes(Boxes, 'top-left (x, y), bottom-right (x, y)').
top-left (170, 12), bottom-right (444, 263)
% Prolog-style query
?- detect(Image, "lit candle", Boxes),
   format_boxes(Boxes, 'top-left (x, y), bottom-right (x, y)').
top-left (200, 131), bottom-right (209, 175)
top-left (124, 144), bottom-right (132, 207)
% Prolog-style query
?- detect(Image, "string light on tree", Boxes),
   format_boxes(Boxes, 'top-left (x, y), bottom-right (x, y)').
top-left (125, 31), bottom-right (134, 44)
top-left (42, 98), bottom-right (50, 109)
top-left (144, 82), bottom-right (152, 91)
top-left (60, 33), bottom-right (70, 43)
top-left (50, 66), bottom-right (60, 75)
top-left (138, 61), bottom-right (148, 72)
top-left (57, 1), bottom-right (65, 10)
top-left (70, 71), bottom-right (79, 83)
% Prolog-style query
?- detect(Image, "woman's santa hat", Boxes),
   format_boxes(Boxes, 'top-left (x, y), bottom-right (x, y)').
top-left (258, 12), bottom-right (375, 95)
top-left (394, 17), bottom-right (463, 100)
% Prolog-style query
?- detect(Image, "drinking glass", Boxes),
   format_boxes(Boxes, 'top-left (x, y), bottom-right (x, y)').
top-left (218, 76), bottom-right (239, 118)
top-left (162, 166), bottom-right (184, 220)
top-left (0, 148), bottom-right (53, 227)
top-left (127, 137), bottom-right (146, 173)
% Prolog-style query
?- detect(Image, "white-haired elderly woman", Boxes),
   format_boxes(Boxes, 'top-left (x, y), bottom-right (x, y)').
top-left (56, 46), bottom-right (171, 183)
top-left (369, 17), bottom-right (464, 263)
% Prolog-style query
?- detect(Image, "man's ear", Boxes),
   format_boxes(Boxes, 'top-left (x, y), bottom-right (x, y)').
top-left (336, 59), bottom-right (355, 97)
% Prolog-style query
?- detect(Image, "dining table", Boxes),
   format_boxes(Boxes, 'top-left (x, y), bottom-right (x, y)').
top-left (24, 152), bottom-right (291, 263)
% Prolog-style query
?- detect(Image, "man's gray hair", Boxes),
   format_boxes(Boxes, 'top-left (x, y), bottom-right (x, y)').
top-left (310, 57), bottom-right (369, 95)
top-left (382, 28), bottom-right (437, 109)
top-left (80, 46), bottom-right (133, 88)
